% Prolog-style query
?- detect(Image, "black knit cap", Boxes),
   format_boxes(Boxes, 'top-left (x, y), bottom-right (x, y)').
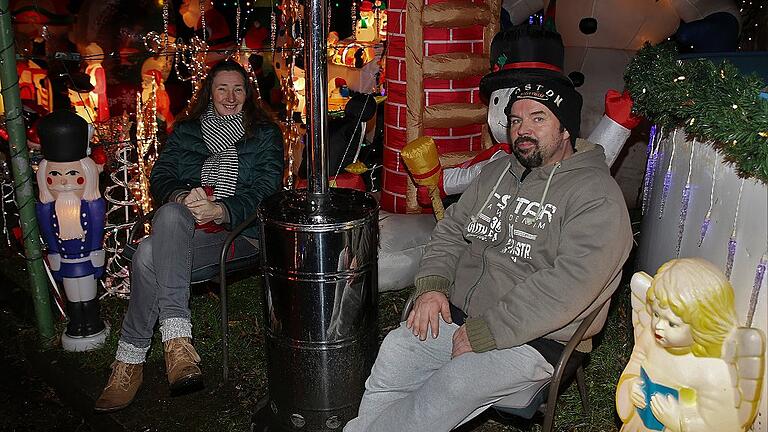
top-left (479, 24), bottom-right (571, 101)
top-left (504, 78), bottom-right (582, 146)
top-left (38, 110), bottom-right (89, 162)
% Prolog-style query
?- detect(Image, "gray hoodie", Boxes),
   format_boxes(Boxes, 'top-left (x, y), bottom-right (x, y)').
top-left (414, 139), bottom-right (633, 352)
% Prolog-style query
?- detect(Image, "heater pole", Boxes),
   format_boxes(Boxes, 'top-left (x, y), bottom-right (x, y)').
top-left (0, 0), bottom-right (56, 346)
top-left (306, 0), bottom-right (330, 195)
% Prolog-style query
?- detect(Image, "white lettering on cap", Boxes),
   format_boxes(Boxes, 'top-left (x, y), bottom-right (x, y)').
top-left (510, 84), bottom-right (564, 107)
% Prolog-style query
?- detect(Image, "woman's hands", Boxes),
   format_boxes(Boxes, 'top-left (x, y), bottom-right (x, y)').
top-left (183, 187), bottom-right (224, 224)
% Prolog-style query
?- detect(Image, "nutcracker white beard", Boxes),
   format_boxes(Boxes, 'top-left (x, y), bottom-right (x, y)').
top-left (55, 191), bottom-right (84, 240)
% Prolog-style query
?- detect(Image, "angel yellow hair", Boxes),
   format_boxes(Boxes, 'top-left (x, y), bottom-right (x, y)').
top-left (646, 258), bottom-right (738, 358)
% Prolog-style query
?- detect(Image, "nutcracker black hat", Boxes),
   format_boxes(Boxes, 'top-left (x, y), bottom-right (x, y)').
top-left (38, 110), bottom-right (89, 162)
top-left (479, 24), bottom-right (572, 101)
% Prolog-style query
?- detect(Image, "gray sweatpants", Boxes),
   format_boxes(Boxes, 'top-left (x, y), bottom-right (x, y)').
top-left (118, 203), bottom-right (258, 351)
top-left (344, 318), bottom-right (553, 432)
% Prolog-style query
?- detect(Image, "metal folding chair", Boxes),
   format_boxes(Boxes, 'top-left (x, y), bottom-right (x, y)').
top-left (124, 209), bottom-right (262, 381)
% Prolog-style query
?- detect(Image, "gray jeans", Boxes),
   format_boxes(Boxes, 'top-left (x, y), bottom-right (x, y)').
top-left (119, 203), bottom-right (259, 349)
top-left (343, 319), bottom-right (554, 432)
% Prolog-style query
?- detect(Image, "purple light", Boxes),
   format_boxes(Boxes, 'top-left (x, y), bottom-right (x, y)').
top-left (747, 256), bottom-right (767, 327)
top-left (647, 125), bottom-right (657, 156)
top-left (675, 185), bottom-right (691, 257)
top-left (698, 217), bottom-right (711, 247)
top-left (726, 237), bottom-right (737, 279)
top-left (642, 149), bottom-right (660, 215)
top-left (642, 126), bottom-right (659, 215)
top-left (658, 169), bottom-right (673, 219)
top-left (642, 159), bottom-right (654, 214)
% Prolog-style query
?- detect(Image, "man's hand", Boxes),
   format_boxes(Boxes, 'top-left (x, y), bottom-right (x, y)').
top-left (451, 324), bottom-right (472, 358)
top-left (406, 291), bottom-right (452, 340)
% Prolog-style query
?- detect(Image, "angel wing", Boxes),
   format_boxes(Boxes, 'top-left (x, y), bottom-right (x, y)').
top-left (616, 271), bottom-right (655, 426)
top-left (630, 271), bottom-right (653, 345)
top-left (722, 326), bottom-right (766, 430)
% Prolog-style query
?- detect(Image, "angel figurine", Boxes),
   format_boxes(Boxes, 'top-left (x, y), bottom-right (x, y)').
top-left (616, 258), bottom-right (765, 432)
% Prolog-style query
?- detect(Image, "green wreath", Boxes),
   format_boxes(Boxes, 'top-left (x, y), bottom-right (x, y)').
top-left (624, 43), bottom-right (768, 184)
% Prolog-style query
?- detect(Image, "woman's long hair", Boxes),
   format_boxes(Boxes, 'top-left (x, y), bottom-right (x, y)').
top-left (175, 60), bottom-right (275, 137)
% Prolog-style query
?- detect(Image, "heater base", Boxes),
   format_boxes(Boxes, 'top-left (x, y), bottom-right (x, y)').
top-left (251, 396), bottom-right (285, 432)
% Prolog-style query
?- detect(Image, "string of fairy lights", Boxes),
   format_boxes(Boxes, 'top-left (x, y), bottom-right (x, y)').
top-left (98, 114), bottom-right (137, 298)
top-left (738, 0), bottom-right (767, 51)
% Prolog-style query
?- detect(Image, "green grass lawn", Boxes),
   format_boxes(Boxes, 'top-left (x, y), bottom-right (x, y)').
top-left (83, 277), bottom-right (630, 431)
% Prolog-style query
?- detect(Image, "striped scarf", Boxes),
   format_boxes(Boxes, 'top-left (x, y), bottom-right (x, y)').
top-left (200, 105), bottom-right (245, 199)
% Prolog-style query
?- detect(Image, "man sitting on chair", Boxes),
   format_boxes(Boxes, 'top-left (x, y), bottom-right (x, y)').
top-left (344, 76), bottom-right (633, 431)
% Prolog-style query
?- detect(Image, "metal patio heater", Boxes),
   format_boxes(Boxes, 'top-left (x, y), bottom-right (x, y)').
top-left (252, 0), bottom-right (379, 428)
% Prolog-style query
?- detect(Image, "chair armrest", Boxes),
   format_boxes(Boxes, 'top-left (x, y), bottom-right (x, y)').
top-left (219, 210), bottom-right (261, 269)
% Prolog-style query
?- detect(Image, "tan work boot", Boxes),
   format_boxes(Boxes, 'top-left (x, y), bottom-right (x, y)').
top-left (164, 337), bottom-right (204, 395)
top-left (94, 361), bottom-right (143, 412)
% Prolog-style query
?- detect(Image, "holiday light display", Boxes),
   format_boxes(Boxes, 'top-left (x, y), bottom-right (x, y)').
top-left (134, 88), bottom-right (158, 218)
top-left (272, 0), bottom-right (305, 186)
top-left (96, 114), bottom-right (137, 298)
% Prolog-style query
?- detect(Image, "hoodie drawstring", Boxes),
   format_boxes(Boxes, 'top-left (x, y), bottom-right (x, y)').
top-left (471, 161), bottom-right (511, 223)
top-left (524, 161), bottom-right (561, 225)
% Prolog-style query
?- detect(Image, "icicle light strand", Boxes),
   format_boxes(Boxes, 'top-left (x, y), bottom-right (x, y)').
top-left (746, 254), bottom-right (767, 327)
top-left (725, 178), bottom-right (745, 279)
top-left (676, 139), bottom-right (696, 256)
top-left (699, 160), bottom-right (717, 247)
top-left (659, 129), bottom-right (677, 219)
top-left (642, 125), bottom-right (658, 215)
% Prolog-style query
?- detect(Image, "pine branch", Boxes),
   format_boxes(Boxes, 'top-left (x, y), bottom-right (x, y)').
top-left (625, 43), bottom-right (768, 183)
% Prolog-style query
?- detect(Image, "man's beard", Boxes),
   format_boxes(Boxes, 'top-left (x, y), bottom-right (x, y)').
top-left (55, 191), bottom-right (85, 240)
top-left (512, 136), bottom-right (543, 169)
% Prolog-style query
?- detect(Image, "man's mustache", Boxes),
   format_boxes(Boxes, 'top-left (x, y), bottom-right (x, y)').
top-left (514, 136), bottom-right (538, 146)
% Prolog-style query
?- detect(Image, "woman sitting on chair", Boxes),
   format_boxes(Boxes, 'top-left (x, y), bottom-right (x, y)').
top-left (95, 60), bottom-right (284, 412)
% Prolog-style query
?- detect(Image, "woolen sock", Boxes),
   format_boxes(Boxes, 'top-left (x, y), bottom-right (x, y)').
top-left (115, 340), bottom-right (150, 364)
top-left (160, 317), bottom-right (193, 343)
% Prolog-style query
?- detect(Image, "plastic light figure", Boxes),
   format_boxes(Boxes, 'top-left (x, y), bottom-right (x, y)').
top-left (355, 1), bottom-right (377, 42)
top-left (616, 258), bottom-right (765, 432)
top-left (83, 43), bottom-right (110, 122)
top-left (375, 0), bottom-right (387, 40)
top-left (141, 57), bottom-right (175, 132)
top-left (35, 110), bottom-right (108, 351)
top-left (67, 73), bottom-right (97, 126)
